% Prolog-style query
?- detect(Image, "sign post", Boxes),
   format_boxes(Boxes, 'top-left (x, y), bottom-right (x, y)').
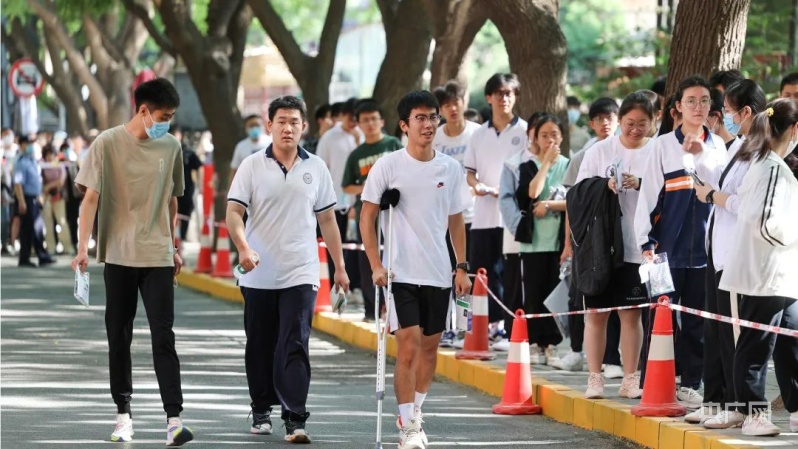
top-left (8, 58), bottom-right (45, 98)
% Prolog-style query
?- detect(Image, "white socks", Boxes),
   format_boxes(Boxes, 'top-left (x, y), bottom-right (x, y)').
top-left (414, 392), bottom-right (427, 410)
top-left (398, 403), bottom-right (414, 426)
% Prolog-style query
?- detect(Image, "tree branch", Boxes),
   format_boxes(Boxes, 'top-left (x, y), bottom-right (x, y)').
top-left (376, 0), bottom-right (400, 35)
top-left (7, 18), bottom-right (53, 85)
top-left (207, 0), bottom-right (244, 38)
top-left (83, 15), bottom-right (117, 75)
top-left (227, 1), bottom-right (252, 92)
top-left (247, 0), bottom-right (307, 77)
top-left (121, 0), bottom-right (176, 56)
top-left (316, 0), bottom-right (346, 66)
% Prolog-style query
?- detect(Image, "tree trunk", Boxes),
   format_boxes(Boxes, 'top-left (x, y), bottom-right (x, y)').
top-left (486, 0), bottom-right (569, 151)
top-left (791, 0), bottom-right (798, 68)
top-left (666, 0), bottom-right (751, 96)
top-left (426, 0), bottom-right (487, 89)
top-left (373, 0), bottom-right (433, 133)
top-left (248, 0), bottom-right (346, 136)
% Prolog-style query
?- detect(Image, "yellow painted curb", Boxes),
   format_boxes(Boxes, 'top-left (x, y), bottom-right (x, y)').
top-left (178, 270), bottom-right (769, 449)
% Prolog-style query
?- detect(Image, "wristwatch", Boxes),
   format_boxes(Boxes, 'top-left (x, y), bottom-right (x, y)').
top-left (456, 262), bottom-right (470, 272)
top-left (706, 190), bottom-right (715, 204)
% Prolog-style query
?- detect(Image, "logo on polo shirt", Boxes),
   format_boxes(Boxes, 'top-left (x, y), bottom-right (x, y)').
top-left (437, 182), bottom-right (445, 188)
top-left (303, 172), bottom-right (312, 184)
top-left (511, 136), bottom-right (521, 146)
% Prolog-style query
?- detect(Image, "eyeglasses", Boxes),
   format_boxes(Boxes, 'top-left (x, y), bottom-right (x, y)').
top-left (492, 90), bottom-right (515, 99)
top-left (681, 98), bottom-right (711, 109)
top-left (622, 120), bottom-right (652, 131)
top-left (409, 114), bottom-right (441, 126)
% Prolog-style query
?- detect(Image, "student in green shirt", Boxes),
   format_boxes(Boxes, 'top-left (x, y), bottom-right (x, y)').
top-left (342, 100), bottom-right (402, 320)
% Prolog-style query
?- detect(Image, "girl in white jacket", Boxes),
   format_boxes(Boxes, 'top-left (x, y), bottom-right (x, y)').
top-left (719, 99), bottom-right (798, 436)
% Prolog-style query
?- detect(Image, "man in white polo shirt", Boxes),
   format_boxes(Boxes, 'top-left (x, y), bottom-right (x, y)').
top-left (361, 90), bottom-right (471, 449)
top-left (226, 96), bottom-right (349, 444)
top-left (464, 73), bottom-right (528, 339)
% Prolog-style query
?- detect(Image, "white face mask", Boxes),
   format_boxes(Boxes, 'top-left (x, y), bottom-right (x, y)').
top-left (1, 134), bottom-right (14, 146)
top-left (788, 130), bottom-right (798, 155)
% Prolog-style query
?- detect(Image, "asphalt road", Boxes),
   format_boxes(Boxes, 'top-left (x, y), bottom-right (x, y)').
top-left (0, 257), bottom-right (641, 448)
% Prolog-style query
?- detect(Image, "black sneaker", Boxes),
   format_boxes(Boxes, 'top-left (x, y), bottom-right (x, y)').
top-left (284, 412), bottom-right (311, 444)
top-left (250, 408), bottom-right (272, 435)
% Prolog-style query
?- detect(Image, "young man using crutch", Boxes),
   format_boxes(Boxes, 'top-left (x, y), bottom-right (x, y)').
top-left (361, 90), bottom-right (472, 449)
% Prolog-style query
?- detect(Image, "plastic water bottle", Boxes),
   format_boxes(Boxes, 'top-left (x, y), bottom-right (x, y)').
top-left (233, 255), bottom-right (259, 279)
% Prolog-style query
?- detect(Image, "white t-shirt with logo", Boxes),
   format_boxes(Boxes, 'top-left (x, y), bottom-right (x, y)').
top-left (228, 147), bottom-right (337, 289)
top-left (230, 135), bottom-right (273, 169)
top-left (316, 124), bottom-right (358, 210)
top-left (464, 117), bottom-right (529, 229)
top-left (361, 149), bottom-right (470, 288)
top-left (433, 121), bottom-right (480, 224)
top-left (576, 135), bottom-right (653, 264)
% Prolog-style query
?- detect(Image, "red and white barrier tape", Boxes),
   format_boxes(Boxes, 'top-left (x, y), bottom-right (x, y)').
top-left (477, 276), bottom-right (798, 338)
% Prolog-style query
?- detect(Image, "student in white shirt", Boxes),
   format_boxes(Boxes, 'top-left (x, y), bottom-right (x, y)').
top-left (229, 114), bottom-right (273, 185)
top-left (686, 80), bottom-right (766, 428)
top-left (718, 99), bottom-right (798, 436)
top-left (227, 96), bottom-right (349, 443)
top-left (361, 91), bottom-right (471, 449)
top-left (464, 74), bottom-right (528, 339)
top-left (576, 91), bottom-right (656, 400)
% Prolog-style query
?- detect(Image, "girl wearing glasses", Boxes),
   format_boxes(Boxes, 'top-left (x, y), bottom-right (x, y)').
top-left (574, 91), bottom-right (656, 399)
top-left (634, 76), bottom-right (728, 409)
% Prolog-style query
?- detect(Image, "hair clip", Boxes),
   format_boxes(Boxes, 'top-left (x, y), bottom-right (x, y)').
top-left (766, 107), bottom-right (774, 117)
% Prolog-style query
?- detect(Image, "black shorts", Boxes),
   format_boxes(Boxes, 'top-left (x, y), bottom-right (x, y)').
top-left (583, 263), bottom-right (648, 309)
top-left (391, 283), bottom-right (451, 336)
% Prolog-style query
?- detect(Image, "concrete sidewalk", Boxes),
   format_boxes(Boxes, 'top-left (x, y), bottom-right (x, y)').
top-left (176, 242), bottom-right (798, 449)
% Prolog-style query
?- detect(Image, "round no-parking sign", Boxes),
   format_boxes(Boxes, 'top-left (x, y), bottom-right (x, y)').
top-left (8, 58), bottom-right (45, 98)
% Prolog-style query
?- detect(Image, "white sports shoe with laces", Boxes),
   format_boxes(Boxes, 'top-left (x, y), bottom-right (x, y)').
top-left (166, 417), bottom-right (194, 446)
top-left (741, 412), bottom-right (780, 436)
top-left (396, 407), bottom-right (427, 447)
top-left (585, 372), bottom-right (605, 399)
top-left (398, 418), bottom-right (426, 449)
top-left (111, 413), bottom-right (133, 442)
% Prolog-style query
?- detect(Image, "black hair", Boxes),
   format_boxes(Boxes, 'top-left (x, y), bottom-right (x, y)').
top-left (780, 72), bottom-right (798, 93)
top-left (464, 108), bottom-right (481, 122)
top-left (526, 112), bottom-right (546, 132)
top-left (479, 106), bottom-right (492, 123)
top-left (267, 96), bottom-right (307, 122)
top-left (651, 77), bottom-right (667, 96)
top-left (724, 79), bottom-right (766, 117)
top-left (533, 114), bottom-right (565, 143)
top-left (709, 70), bottom-right (744, 90)
top-left (340, 98), bottom-right (358, 116)
top-left (330, 102), bottom-right (344, 117)
top-left (636, 89), bottom-right (661, 114)
top-left (314, 104), bottom-right (331, 121)
top-left (708, 88), bottom-right (724, 116)
top-left (484, 73), bottom-right (520, 97)
top-left (59, 142), bottom-right (70, 152)
top-left (675, 75), bottom-right (711, 100)
top-left (397, 90), bottom-right (439, 123)
top-left (41, 143), bottom-right (56, 159)
top-left (355, 100), bottom-right (383, 121)
top-left (740, 99), bottom-right (798, 163)
top-left (433, 80), bottom-right (467, 106)
top-left (243, 114), bottom-right (263, 127)
top-left (133, 78), bottom-right (180, 112)
top-left (1, 128), bottom-right (10, 134)
top-left (657, 94), bottom-right (682, 136)
top-left (588, 97), bottom-right (619, 120)
top-left (619, 91), bottom-right (656, 120)
top-left (567, 96), bottom-right (581, 108)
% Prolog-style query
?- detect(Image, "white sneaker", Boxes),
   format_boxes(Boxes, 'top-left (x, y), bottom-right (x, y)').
top-left (790, 414), bottom-right (797, 432)
top-left (550, 351), bottom-right (583, 371)
top-left (452, 332), bottom-right (465, 349)
top-left (684, 406), bottom-right (716, 424)
top-left (585, 372), bottom-right (605, 399)
top-left (703, 410), bottom-right (745, 429)
top-left (741, 412), bottom-right (780, 436)
top-left (166, 417), bottom-right (194, 446)
top-left (398, 418), bottom-right (426, 449)
top-left (492, 339), bottom-right (511, 352)
top-left (529, 344), bottom-right (546, 365)
top-left (677, 387), bottom-right (704, 409)
top-left (544, 345), bottom-right (560, 366)
top-left (618, 372), bottom-right (643, 399)
top-left (111, 413), bottom-right (133, 442)
top-left (396, 408), bottom-right (428, 448)
top-left (603, 364), bottom-right (624, 379)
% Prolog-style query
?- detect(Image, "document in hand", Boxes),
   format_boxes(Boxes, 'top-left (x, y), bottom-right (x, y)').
top-left (74, 269), bottom-right (90, 307)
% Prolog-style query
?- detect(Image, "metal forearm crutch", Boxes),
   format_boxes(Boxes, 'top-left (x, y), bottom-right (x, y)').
top-left (375, 188), bottom-right (399, 449)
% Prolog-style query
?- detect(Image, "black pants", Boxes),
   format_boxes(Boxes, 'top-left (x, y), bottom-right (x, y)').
top-left (469, 227), bottom-right (504, 323)
top-left (18, 195), bottom-right (50, 264)
top-left (357, 222), bottom-right (383, 320)
top-left (104, 264), bottom-right (183, 417)
top-left (734, 295), bottom-right (798, 414)
top-left (703, 262), bottom-right (735, 406)
top-left (65, 197), bottom-right (81, 250)
top-left (327, 210), bottom-right (360, 290)
top-left (502, 253), bottom-right (522, 339)
top-left (521, 252), bottom-right (563, 347)
top-left (603, 312), bottom-right (622, 365)
top-left (567, 276), bottom-right (585, 353)
top-left (242, 285), bottom-right (316, 417)
top-left (177, 196), bottom-right (194, 241)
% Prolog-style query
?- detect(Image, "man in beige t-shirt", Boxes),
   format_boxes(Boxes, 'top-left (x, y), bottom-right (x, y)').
top-left (71, 78), bottom-right (194, 447)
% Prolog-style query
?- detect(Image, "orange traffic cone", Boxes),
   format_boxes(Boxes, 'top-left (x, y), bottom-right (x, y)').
top-left (212, 222), bottom-right (234, 278)
top-left (195, 219), bottom-right (213, 273)
top-left (493, 309), bottom-right (542, 415)
top-left (315, 239), bottom-right (332, 313)
top-left (455, 268), bottom-right (495, 361)
top-left (631, 296), bottom-right (687, 417)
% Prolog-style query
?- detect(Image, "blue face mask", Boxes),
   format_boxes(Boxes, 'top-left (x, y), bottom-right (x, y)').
top-left (143, 109), bottom-right (170, 139)
top-left (567, 109), bottom-right (581, 125)
top-left (247, 126), bottom-right (262, 139)
top-left (25, 144), bottom-right (35, 155)
top-left (723, 111), bottom-right (741, 135)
